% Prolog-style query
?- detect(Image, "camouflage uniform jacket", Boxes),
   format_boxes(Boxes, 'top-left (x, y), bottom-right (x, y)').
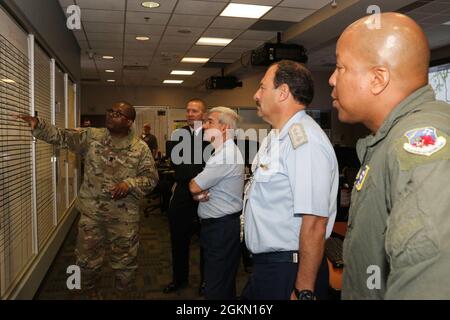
top-left (342, 85), bottom-right (450, 299)
top-left (32, 119), bottom-right (159, 223)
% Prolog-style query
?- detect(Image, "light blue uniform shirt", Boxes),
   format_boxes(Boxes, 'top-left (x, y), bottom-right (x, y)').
top-left (244, 110), bottom-right (339, 254)
top-left (194, 139), bottom-right (245, 219)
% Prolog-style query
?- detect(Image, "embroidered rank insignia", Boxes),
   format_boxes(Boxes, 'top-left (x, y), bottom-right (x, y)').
top-left (403, 127), bottom-right (446, 156)
top-left (354, 165), bottom-right (370, 191)
top-left (289, 123), bottom-right (308, 149)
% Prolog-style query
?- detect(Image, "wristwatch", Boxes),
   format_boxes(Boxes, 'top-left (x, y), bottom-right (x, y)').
top-left (294, 288), bottom-right (315, 300)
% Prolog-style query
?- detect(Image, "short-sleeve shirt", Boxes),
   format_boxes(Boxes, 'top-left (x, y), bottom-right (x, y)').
top-left (194, 139), bottom-right (245, 219)
top-left (244, 110), bottom-right (339, 254)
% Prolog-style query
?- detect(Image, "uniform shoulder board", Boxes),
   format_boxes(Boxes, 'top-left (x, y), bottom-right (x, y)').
top-left (289, 123), bottom-right (308, 149)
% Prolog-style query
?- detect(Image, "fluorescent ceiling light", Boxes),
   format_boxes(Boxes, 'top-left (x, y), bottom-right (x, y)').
top-left (163, 80), bottom-right (184, 84)
top-left (171, 70), bottom-right (195, 75)
top-left (1, 78), bottom-right (15, 83)
top-left (141, 1), bottom-right (160, 8)
top-left (196, 37), bottom-right (233, 46)
top-left (220, 3), bottom-right (272, 19)
top-left (443, 20), bottom-right (450, 25)
top-left (107, 80), bottom-right (116, 82)
top-left (102, 55), bottom-right (114, 60)
top-left (136, 36), bottom-right (150, 41)
top-left (181, 57), bottom-right (209, 63)
top-left (105, 69), bottom-right (115, 73)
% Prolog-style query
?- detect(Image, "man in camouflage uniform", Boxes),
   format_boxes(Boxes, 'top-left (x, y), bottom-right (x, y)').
top-left (18, 102), bottom-right (158, 296)
top-left (329, 13), bottom-right (450, 299)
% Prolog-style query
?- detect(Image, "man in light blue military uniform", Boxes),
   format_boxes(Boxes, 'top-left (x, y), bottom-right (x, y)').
top-left (189, 107), bottom-right (244, 300)
top-left (242, 60), bottom-right (339, 300)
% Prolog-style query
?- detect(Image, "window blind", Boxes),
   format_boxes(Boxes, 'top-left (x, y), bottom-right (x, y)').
top-left (34, 43), bottom-right (55, 249)
top-left (0, 33), bottom-right (33, 296)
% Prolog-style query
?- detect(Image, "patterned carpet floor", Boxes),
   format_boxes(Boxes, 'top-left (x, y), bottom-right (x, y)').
top-left (35, 209), bottom-right (250, 300)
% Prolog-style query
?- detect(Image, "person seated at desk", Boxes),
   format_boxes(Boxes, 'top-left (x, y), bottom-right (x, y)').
top-left (189, 107), bottom-right (244, 300)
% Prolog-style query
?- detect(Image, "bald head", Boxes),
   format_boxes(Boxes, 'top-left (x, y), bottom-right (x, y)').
top-left (339, 12), bottom-right (429, 86)
top-left (329, 13), bottom-right (431, 132)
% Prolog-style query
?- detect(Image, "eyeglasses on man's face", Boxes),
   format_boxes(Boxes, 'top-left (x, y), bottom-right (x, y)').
top-left (106, 109), bottom-right (129, 119)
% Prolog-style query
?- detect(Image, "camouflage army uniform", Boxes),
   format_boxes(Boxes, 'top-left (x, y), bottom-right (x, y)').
top-left (32, 119), bottom-right (159, 291)
top-left (342, 85), bottom-right (450, 299)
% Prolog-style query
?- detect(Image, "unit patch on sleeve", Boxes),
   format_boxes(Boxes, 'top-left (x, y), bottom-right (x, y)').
top-left (403, 127), bottom-right (446, 157)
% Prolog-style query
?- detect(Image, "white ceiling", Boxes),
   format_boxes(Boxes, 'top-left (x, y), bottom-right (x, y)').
top-left (59, 0), bottom-right (450, 87)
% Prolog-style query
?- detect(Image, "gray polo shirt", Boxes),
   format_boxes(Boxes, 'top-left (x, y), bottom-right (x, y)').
top-left (194, 139), bottom-right (245, 219)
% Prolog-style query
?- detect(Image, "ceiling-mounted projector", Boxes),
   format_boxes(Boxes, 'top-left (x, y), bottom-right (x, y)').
top-left (251, 42), bottom-right (308, 66)
top-left (205, 76), bottom-right (243, 90)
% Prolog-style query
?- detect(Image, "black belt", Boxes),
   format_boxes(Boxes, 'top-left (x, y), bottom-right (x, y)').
top-left (251, 251), bottom-right (299, 264)
top-left (201, 211), bottom-right (241, 226)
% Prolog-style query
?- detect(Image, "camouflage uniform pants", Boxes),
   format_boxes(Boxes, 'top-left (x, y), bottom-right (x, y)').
top-left (75, 213), bottom-right (139, 291)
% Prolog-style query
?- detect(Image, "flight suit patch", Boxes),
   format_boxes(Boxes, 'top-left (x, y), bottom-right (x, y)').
top-left (403, 127), bottom-right (446, 157)
top-left (354, 165), bottom-right (370, 191)
top-left (289, 123), bottom-right (308, 149)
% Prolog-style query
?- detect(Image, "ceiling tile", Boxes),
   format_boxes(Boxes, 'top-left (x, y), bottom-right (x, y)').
top-left (210, 17), bottom-right (257, 30)
top-left (279, 0), bottom-right (331, 10)
top-left (186, 45), bottom-right (223, 56)
top-left (226, 39), bottom-right (264, 49)
top-left (86, 32), bottom-right (123, 41)
top-left (81, 9), bottom-right (124, 23)
top-left (218, 46), bottom-right (250, 55)
top-left (169, 14), bottom-right (215, 27)
top-left (164, 26), bottom-right (206, 38)
top-left (76, 0), bottom-right (126, 11)
top-left (124, 56), bottom-right (151, 65)
top-left (125, 24), bottom-right (165, 35)
top-left (96, 61), bottom-right (124, 69)
top-left (208, 58), bottom-right (235, 64)
top-left (89, 41), bottom-right (124, 49)
top-left (262, 7), bottom-right (314, 22)
top-left (124, 48), bottom-right (154, 57)
top-left (157, 44), bottom-right (192, 55)
top-left (126, 11), bottom-right (171, 25)
top-left (202, 28), bottom-right (243, 39)
top-left (213, 51), bottom-right (242, 60)
top-left (175, 0), bottom-right (228, 16)
top-left (127, 0), bottom-right (178, 13)
top-left (238, 29), bottom-right (277, 41)
top-left (160, 34), bottom-right (199, 44)
top-left (83, 22), bottom-right (124, 33)
top-left (91, 48), bottom-right (124, 56)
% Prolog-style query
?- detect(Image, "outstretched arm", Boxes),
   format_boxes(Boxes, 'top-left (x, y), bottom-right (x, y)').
top-left (16, 114), bottom-right (88, 155)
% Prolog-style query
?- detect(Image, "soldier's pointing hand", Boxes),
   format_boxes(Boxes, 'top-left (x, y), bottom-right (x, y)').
top-left (16, 114), bottom-right (39, 130)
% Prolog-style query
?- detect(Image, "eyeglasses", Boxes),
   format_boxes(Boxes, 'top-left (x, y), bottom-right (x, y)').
top-left (107, 109), bottom-right (129, 119)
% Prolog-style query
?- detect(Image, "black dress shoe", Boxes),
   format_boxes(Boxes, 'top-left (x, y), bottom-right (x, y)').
top-left (163, 281), bottom-right (188, 293)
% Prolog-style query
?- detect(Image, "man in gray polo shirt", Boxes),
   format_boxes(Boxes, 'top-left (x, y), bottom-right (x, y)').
top-left (189, 107), bottom-right (245, 300)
